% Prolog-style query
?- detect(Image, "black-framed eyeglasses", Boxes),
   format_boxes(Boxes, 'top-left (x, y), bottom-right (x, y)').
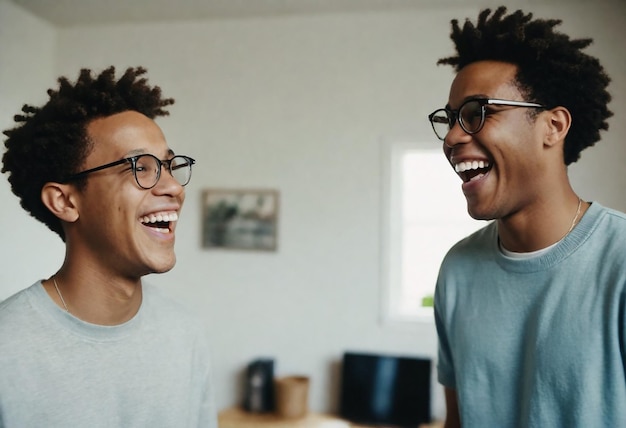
top-left (428, 98), bottom-right (545, 141)
top-left (62, 154), bottom-right (196, 189)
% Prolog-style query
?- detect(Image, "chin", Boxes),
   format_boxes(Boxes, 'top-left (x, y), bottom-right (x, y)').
top-left (153, 265), bottom-right (175, 274)
top-left (469, 212), bottom-right (493, 221)
top-left (467, 205), bottom-right (496, 221)
top-left (148, 256), bottom-right (177, 275)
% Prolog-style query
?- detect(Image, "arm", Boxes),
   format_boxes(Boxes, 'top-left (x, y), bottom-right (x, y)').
top-left (443, 387), bottom-right (461, 428)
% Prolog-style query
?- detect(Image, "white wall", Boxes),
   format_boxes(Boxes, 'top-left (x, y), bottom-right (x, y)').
top-left (0, 0), bottom-right (62, 299)
top-left (1, 0), bottom-right (625, 419)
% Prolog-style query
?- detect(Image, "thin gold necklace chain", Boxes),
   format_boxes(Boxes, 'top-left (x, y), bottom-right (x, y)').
top-left (52, 276), bottom-right (69, 313)
top-left (566, 197), bottom-right (583, 237)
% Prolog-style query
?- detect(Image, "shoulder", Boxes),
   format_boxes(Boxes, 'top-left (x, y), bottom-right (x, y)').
top-left (142, 284), bottom-right (200, 321)
top-left (588, 202), bottom-right (626, 224)
top-left (585, 203), bottom-right (626, 247)
top-left (599, 204), bottom-right (626, 227)
top-left (0, 282), bottom-right (41, 324)
top-left (0, 282), bottom-right (51, 361)
top-left (443, 221), bottom-right (496, 262)
top-left (140, 284), bottom-right (210, 345)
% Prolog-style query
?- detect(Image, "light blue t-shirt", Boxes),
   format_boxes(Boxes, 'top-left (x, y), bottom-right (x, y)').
top-left (435, 202), bottom-right (626, 427)
top-left (0, 281), bottom-right (217, 428)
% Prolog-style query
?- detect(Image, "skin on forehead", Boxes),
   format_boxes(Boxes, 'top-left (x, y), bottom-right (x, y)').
top-left (84, 111), bottom-right (173, 170)
top-left (448, 61), bottom-right (522, 108)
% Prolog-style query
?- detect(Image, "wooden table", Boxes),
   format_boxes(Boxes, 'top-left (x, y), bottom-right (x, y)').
top-left (219, 407), bottom-right (350, 427)
top-left (219, 407), bottom-right (443, 428)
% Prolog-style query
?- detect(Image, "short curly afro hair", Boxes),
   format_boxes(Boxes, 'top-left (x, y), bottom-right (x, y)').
top-left (438, 6), bottom-right (612, 165)
top-left (2, 66), bottom-right (174, 241)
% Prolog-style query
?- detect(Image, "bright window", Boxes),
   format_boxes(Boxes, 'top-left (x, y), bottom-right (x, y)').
top-left (381, 142), bottom-right (485, 323)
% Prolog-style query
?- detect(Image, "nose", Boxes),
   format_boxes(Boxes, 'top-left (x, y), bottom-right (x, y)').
top-left (443, 120), bottom-right (472, 149)
top-left (153, 165), bottom-right (185, 197)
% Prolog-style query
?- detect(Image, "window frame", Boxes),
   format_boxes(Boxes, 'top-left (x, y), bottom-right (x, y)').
top-left (380, 140), bottom-right (484, 326)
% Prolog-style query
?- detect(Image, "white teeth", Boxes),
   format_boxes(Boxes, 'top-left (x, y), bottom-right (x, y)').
top-left (140, 212), bottom-right (178, 224)
top-left (454, 160), bottom-right (491, 173)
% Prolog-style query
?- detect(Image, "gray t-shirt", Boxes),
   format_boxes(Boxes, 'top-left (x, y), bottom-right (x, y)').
top-left (0, 281), bottom-right (217, 428)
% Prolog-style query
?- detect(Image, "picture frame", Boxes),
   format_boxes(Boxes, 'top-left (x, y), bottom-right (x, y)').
top-left (202, 188), bottom-right (279, 251)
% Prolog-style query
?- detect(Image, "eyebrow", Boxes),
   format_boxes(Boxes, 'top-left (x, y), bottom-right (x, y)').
top-left (125, 149), bottom-right (146, 157)
top-left (123, 148), bottom-right (176, 158)
top-left (445, 94), bottom-right (491, 110)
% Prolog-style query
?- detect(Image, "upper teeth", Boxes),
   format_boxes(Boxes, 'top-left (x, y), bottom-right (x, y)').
top-left (455, 160), bottom-right (489, 173)
top-left (141, 212), bottom-right (178, 224)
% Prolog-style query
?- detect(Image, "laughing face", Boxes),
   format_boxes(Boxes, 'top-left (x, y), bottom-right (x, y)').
top-left (443, 60), bottom-right (549, 221)
top-left (70, 111), bottom-right (185, 278)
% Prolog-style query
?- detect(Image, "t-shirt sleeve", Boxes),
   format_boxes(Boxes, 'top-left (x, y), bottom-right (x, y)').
top-left (195, 329), bottom-right (218, 428)
top-left (434, 277), bottom-right (456, 389)
top-left (198, 363), bottom-right (218, 428)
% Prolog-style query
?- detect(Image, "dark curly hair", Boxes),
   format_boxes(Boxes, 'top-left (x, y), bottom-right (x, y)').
top-left (2, 66), bottom-right (174, 241)
top-left (438, 6), bottom-right (612, 165)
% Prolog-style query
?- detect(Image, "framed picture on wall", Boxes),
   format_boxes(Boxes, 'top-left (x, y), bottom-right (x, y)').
top-left (202, 188), bottom-right (279, 251)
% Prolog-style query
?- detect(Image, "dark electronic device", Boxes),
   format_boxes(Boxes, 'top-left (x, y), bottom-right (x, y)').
top-left (339, 351), bottom-right (432, 427)
top-left (243, 358), bottom-right (275, 413)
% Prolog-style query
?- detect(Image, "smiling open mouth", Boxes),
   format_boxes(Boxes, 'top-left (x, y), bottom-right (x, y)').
top-left (140, 212), bottom-right (178, 233)
top-left (455, 160), bottom-right (492, 183)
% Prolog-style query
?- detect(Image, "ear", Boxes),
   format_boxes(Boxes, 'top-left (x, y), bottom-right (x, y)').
top-left (543, 106), bottom-right (572, 147)
top-left (41, 182), bottom-right (80, 223)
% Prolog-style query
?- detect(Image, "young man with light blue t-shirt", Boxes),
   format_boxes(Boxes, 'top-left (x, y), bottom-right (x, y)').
top-left (428, 7), bottom-right (625, 427)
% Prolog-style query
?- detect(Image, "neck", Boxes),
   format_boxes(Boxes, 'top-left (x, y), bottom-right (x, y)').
top-left (44, 270), bottom-right (143, 326)
top-left (498, 194), bottom-right (588, 253)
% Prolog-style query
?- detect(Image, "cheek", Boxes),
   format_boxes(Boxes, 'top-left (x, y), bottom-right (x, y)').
top-left (90, 190), bottom-right (138, 227)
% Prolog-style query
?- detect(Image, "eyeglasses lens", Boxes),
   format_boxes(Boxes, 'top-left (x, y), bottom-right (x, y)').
top-left (134, 155), bottom-right (161, 189)
top-left (459, 101), bottom-right (484, 133)
top-left (431, 111), bottom-right (452, 140)
top-left (133, 155), bottom-right (192, 189)
top-left (170, 156), bottom-right (192, 186)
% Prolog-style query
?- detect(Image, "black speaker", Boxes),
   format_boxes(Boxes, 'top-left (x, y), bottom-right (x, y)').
top-left (243, 358), bottom-right (275, 412)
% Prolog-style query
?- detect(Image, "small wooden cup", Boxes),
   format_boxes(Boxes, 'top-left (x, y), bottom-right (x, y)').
top-left (274, 376), bottom-right (310, 419)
